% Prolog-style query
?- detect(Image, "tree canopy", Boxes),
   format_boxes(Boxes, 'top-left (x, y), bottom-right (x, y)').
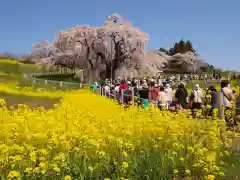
top-left (31, 14), bottom-right (149, 80)
top-left (159, 39), bottom-right (196, 56)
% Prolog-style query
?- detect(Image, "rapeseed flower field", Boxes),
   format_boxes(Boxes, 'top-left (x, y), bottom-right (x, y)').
top-left (0, 87), bottom-right (240, 180)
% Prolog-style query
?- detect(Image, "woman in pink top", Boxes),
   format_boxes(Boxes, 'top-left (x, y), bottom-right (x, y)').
top-left (148, 82), bottom-right (159, 107)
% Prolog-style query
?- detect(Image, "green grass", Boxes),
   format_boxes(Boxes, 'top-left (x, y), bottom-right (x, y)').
top-left (0, 59), bottom-right (63, 109)
top-left (185, 79), bottom-right (240, 90)
top-left (35, 74), bottom-right (81, 83)
top-left (185, 80), bottom-right (220, 89)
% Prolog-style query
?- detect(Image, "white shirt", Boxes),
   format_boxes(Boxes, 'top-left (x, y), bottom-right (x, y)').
top-left (191, 89), bottom-right (203, 103)
top-left (104, 85), bottom-right (110, 93)
top-left (221, 87), bottom-right (233, 107)
top-left (114, 86), bottom-right (120, 92)
top-left (164, 88), bottom-right (173, 102)
top-left (158, 91), bottom-right (168, 105)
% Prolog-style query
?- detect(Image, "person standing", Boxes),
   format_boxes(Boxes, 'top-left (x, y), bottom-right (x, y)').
top-left (104, 83), bottom-right (110, 97)
top-left (175, 83), bottom-right (188, 109)
top-left (207, 86), bottom-right (218, 108)
top-left (114, 82), bottom-right (120, 100)
top-left (148, 82), bottom-right (159, 107)
top-left (190, 84), bottom-right (203, 110)
top-left (189, 84), bottom-right (203, 117)
top-left (138, 83), bottom-right (149, 109)
top-left (217, 80), bottom-right (236, 126)
top-left (158, 86), bottom-right (168, 110)
top-left (91, 81), bottom-right (99, 93)
top-left (164, 84), bottom-right (173, 109)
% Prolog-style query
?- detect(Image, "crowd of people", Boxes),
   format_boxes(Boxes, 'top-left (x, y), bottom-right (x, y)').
top-left (91, 75), bottom-right (239, 126)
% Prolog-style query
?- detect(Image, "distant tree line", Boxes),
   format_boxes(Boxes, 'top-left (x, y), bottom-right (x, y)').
top-left (159, 39), bottom-right (196, 56)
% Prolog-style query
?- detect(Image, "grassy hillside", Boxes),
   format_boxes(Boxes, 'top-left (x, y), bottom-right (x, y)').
top-left (0, 59), bottom-right (42, 75)
top-left (0, 60), bottom-right (62, 109)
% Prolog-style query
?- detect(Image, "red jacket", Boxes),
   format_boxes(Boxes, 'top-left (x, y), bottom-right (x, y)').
top-left (119, 84), bottom-right (129, 91)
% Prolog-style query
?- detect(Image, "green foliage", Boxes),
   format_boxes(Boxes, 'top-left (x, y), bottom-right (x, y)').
top-left (159, 39), bottom-right (196, 56)
top-left (158, 47), bottom-right (168, 53)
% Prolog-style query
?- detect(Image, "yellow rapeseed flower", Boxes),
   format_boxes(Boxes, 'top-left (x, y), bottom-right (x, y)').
top-left (64, 175), bottom-right (72, 180)
top-left (0, 85), bottom-right (238, 179)
top-left (206, 174), bottom-right (215, 180)
top-left (122, 161), bottom-right (129, 169)
top-left (8, 171), bottom-right (20, 178)
top-left (185, 169), bottom-right (191, 175)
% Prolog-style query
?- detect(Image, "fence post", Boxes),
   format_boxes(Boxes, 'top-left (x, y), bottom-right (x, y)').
top-left (103, 87), bottom-right (106, 96)
top-left (121, 89), bottom-right (124, 104)
top-left (45, 80), bottom-right (48, 85)
top-left (60, 81), bottom-right (63, 88)
top-left (33, 77), bottom-right (36, 85)
top-left (132, 88), bottom-right (134, 105)
top-left (80, 83), bottom-right (82, 88)
top-left (149, 90), bottom-right (152, 103)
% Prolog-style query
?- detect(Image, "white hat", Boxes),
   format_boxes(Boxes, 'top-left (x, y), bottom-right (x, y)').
top-left (165, 84), bottom-right (170, 88)
top-left (143, 83), bottom-right (148, 88)
top-left (195, 84), bottom-right (200, 89)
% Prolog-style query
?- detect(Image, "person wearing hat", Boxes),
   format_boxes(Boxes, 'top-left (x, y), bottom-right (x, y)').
top-left (190, 84), bottom-right (203, 116)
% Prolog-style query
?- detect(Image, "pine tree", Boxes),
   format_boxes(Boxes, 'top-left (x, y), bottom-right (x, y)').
top-left (173, 42), bottom-right (180, 54)
top-left (158, 39), bottom-right (197, 56)
top-left (185, 40), bottom-right (194, 53)
top-left (178, 39), bottom-right (186, 53)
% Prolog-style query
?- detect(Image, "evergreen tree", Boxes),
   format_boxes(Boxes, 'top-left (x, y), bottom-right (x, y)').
top-left (173, 42), bottom-right (180, 55)
top-left (168, 47), bottom-right (174, 56)
top-left (185, 40), bottom-right (195, 53)
top-left (158, 39), bottom-right (197, 56)
top-left (178, 39), bottom-right (186, 53)
top-left (158, 47), bottom-right (168, 53)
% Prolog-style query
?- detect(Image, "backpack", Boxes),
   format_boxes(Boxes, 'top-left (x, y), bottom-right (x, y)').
top-left (123, 89), bottom-right (130, 96)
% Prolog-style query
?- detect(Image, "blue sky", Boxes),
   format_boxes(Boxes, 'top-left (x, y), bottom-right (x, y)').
top-left (0, 0), bottom-right (239, 70)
